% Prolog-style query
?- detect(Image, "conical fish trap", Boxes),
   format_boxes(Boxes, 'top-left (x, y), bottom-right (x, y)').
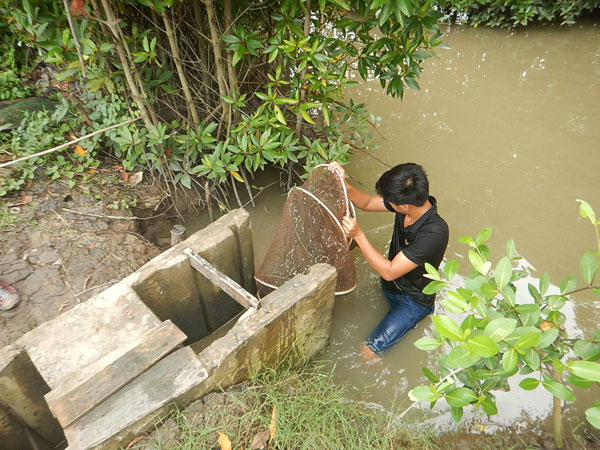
top-left (255, 165), bottom-right (356, 296)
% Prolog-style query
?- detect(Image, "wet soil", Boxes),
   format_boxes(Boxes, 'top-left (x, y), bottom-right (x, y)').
top-left (0, 173), bottom-right (173, 346)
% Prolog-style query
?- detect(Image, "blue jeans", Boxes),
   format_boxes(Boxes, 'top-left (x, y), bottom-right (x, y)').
top-left (365, 281), bottom-right (434, 355)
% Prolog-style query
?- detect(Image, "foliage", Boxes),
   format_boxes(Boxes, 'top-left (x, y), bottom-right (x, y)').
top-left (0, 41), bottom-right (33, 100)
top-left (0, 88), bottom-right (134, 196)
top-left (0, 0), bottom-right (446, 207)
top-left (409, 199), bottom-right (600, 446)
top-left (441, 0), bottom-right (600, 28)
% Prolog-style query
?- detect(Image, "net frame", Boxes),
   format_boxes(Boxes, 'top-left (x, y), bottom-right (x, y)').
top-left (255, 164), bottom-right (356, 295)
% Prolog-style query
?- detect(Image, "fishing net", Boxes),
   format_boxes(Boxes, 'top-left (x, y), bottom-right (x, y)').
top-left (255, 164), bottom-right (356, 296)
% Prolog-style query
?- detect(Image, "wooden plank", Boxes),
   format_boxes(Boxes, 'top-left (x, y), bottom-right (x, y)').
top-left (45, 320), bottom-right (186, 428)
top-left (184, 248), bottom-right (261, 310)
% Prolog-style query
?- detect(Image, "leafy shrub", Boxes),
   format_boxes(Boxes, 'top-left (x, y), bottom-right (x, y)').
top-left (441, 0), bottom-right (600, 28)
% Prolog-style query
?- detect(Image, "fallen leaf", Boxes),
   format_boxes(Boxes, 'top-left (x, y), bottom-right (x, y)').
top-left (113, 165), bottom-right (124, 170)
top-left (121, 171), bottom-right (130, 183)
top-left (21, 196), bottom-right (33, 203)
top-left (217, 432), bottom-right (232, 450)
top-left (250, 429), bottom-right (270, 449)
top-left (125, 433), bottom-right (149, 449)
top-left (269, 405), bottom-right (277, 440)
top-left (128, 171), bottom-right (143, 186)
top-left (87, 242), bottom-right (96, 250)
top-left (74, 145), bottom-right (87, 155)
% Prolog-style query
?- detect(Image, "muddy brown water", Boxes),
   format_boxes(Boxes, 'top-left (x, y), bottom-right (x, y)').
top-left (187, 21), bottom-right (600, 438)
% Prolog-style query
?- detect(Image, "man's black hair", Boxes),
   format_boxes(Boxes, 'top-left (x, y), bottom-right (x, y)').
top-left (375, 163), bottom-right (429, 206)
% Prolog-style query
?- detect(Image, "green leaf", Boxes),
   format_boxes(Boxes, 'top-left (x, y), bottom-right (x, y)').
top-left (432, 315), bottom-right (465, 342)
top-left (494, 257), bottom-right (512, 290)
top-left (422, 367), bottom-right (439, 383)
top-left (559, 274), bottom-right (577, 294)
top-left (405, 76), bottom-right (420, 91)
top-left (574, 339), bottom-right (600, 360)
top-left (519, 378), bottom-right (539, 390)
top-left (476, 227), bottom-right (492, 245)
top-left (424, 262), bottom-right (440, 280)
top-left (299, 108), bottom-right (316, 125)
top-left (179, 173), bottom-right (191, 189)
top-left (547, 295), bottom-right (566, 311)
top-left (536, 329), bottom-right (559, 349)
top-left (515, 332), bottom-right (540, 350)
top-left (414, 336), bottom-right (442, 351)
top-left (567, 361), bottom-right (600, 382)
top-left (469, 250), bottom-right (491, 276)
top-left (481, 397), bottom-right (498, 415)
top-left (440, 291), bottom-right (469, 314)
top-left (501, 348), bottom-right (518, 372)
top-left (542, 376), bottom-right (575, 402)
top-left (273, 105), bottom-right (287, 125)
top-left (446, 346), bottom-right (480, 369)
top-left (580, 251), bottom-right (598, 285)
top-left (484, 318), bottom-right (517, 342)
top-left (443, 260), bottom-right (459, 282)
top-left (506, 239), bottom-right (516, 259)
top-left (408, 385), bottom-right (438, 403)
top-left (422, 280), bottom-right (446, 295)
top-left (585, 406), bottom-right (600, 429)
top-left (466, 335), bottom-right (500, 358)
top-left (515, 304), bottom-right (541, 327)
top-left (539, 272), bottom-right (550, 296)
top-left (445, 387), bottom-right (477, 407)
top-left (567, 373), bottom-right (594, 389)
top-left (501, 285), bottom-right (516, 307)
top-left (450, 406), bottom-right (463, 422)
top-left (576, 199), bottom-right (597, 224)
top-left (396, 0), bottom-right (411, 15)
top-left (524, 348), bottom-right (540, 370)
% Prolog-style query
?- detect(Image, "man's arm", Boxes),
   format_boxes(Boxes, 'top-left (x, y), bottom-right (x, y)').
top-left (328, 162), bottom-right (388, 212)
top-left (342, 216), bottom-right (417, 281)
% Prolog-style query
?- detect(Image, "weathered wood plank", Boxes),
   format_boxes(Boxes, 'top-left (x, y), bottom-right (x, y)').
top-left (45, 320), bottom-right (186, 428)
top-left (184, 248), bottom-right (261, 310)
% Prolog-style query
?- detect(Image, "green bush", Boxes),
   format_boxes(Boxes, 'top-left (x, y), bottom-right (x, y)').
top-left (440, 0), bottom-right (600, 28)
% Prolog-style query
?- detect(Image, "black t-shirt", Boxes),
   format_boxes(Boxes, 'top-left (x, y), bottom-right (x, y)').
top-left (382, 196), bottom-right (449, 307)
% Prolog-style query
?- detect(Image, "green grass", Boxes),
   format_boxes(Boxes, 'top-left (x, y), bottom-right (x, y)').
top-left (134, 360), bottom-right (434, 450)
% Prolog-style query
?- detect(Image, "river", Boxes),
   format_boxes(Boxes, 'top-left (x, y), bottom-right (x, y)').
top-left (189, 20), bottom-right (600, 438)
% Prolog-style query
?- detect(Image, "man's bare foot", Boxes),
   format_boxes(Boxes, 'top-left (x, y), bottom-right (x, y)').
top-left (361, 344), bottom-right (380, 363)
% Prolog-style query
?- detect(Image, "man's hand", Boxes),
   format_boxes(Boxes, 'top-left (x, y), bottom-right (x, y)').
top-left (327, 161), bottom-right (346, 180)
top-left (342, 215), bottom-right (363, 239)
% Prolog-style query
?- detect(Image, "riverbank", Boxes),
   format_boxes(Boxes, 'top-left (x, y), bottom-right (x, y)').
top-left (0, 169), bottom-right (171, 346)
top-left (127, 359), bottom-right (595, 450)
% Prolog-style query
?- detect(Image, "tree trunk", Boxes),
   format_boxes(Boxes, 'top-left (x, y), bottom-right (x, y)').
top-left (161, 8), bottom-right (200, 127)
top-left (552, 368), bottom-right (564, 449)
top-left (62, 0), bottom-right (86, 78)
top-left (192, 2), bottom-right (212, 101)
top-left (223, 0), bottom-right (238, 97)
top-left (295, 0), bottom-right (311, 138)
top-left (203, 0), bottom-right (229, 101)
top-left (99, 0), bottom-right (153, 130)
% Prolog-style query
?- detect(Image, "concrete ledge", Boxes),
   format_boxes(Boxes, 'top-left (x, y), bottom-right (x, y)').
top-left (196, 263), bottom-right (337, 394)
top-left (1, 210), bottom-right (338, 450)
top-left (0, 345), bottom-right (64, 449)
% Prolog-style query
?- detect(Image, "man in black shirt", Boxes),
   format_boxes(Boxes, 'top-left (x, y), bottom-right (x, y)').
top-left (328, 162), bottom-right (449, 360)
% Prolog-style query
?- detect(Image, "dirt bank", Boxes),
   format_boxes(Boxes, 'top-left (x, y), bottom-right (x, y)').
top-left (0, 174), bottom-right (173, 346)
